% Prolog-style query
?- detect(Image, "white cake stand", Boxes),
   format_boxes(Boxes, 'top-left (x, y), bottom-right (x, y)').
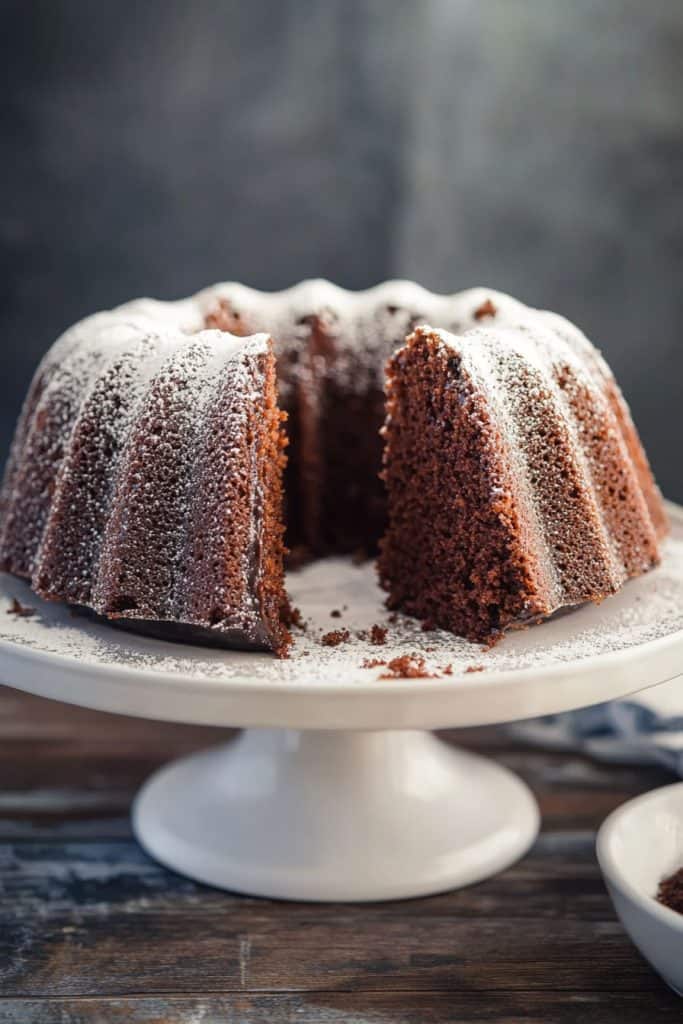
top-left (1, 503), bottom-right (682, 902)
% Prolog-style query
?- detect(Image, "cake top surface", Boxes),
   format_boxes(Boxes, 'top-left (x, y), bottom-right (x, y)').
top-left (47, 307), bottom-right (271, 364)
top-left (123, 279), bottom-right (534, 336)
top-left (45, 281), bottom-right (602, 378)
top-left (45, 281), bottom-right (585, 394)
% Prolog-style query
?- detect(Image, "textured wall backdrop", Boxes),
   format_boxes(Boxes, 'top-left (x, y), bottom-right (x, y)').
top-left (2, 0), bottom-right (682, 498)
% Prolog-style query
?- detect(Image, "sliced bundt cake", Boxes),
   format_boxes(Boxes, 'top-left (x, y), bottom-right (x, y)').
top-left (0, 282), bottom-right (668, 653)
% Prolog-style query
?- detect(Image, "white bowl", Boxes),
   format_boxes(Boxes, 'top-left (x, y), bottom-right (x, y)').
top-left (597, 781), bottom-right (683, 996)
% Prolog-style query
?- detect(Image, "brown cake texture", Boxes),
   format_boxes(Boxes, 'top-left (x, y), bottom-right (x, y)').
top-left (0, 319), bottom-right (290, 655)
top-left (0, 281), bottom-right (668, 654)
top-left (378, 321), bottom-right (668, 644)
top-left (198, 281), bottom-right (536, 555)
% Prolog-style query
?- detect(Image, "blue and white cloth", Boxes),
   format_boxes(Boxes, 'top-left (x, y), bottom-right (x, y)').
top-left (510, 677), bottom-right (683, 776)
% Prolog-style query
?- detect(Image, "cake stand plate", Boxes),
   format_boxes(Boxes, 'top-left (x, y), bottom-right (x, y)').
top-left (1, 502), bottom-right (682, 902)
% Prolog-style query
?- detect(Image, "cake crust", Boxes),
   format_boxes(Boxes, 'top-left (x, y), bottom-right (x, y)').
top-left (0, 322), bottom-right (291, 656)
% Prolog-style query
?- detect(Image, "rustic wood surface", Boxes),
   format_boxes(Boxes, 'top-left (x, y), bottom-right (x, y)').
top-left (0, 685), bottom-right (680, 1023)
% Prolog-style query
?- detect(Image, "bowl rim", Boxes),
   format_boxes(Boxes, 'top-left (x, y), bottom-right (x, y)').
top-left (597, 780), bottom-right (683, 932)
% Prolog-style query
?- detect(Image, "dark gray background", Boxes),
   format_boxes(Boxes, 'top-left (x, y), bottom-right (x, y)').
top-left (2, 0), bottom-right (681, 499)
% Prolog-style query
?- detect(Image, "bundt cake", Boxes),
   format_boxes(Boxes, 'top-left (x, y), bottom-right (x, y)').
top-left (0, 281), bottom-right (668, 653)
top-left (378, 317), bottom-right (668, 643)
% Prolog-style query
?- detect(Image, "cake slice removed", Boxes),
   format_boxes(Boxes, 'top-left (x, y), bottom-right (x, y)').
top-left (378, 322), bottom-right (667, 645)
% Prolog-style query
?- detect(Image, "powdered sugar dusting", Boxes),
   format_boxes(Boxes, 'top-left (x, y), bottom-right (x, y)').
top-left (193, 280), bottom-right (532, 396)
top-left (0, 310), bottom-right (273, 644)
top-left (92, 336), bottom-right (258, 622)
top-left (428, 312), bottom-right (662, 618)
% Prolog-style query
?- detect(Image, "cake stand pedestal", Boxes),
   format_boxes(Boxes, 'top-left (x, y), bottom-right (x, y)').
top-left (1, 503), bottom-right (682, 901)
top-left (133, 728), bottom-right (538, 901)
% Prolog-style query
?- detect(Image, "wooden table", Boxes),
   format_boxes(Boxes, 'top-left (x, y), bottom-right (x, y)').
top-left (0, 686), bottom-right (680, 1023)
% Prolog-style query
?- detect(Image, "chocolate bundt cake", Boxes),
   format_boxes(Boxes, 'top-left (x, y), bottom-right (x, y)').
top-left (378, 317), bottom-right (668, 643)
top-left (0, 281), bottom-right (668, 652)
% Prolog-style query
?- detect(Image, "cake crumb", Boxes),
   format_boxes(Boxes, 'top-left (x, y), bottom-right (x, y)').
top-left (321, 628), bottom-right (351, 647)
top-left (7, 598), bottom-right (35, 619)
top-left (465, 664), bottom-right (485, 673)
top-left (362, 657), bottom-right (387, 669)
top-left (443, 664), bottom-right (453, 675)
top-left (473, 298), bottom-right (497, 320)
top-left (369, 624), bottom-right (387, 645)
top-left (380, 655), bottom-right (437, 680)
top-left (330, 609), bottom-right (342, 618)
top-left (658, 866), bottom-right (683, 915)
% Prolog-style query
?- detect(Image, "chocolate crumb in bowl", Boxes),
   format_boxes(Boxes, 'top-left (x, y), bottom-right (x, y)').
top-left (657, 866), bottom-right (683, 914)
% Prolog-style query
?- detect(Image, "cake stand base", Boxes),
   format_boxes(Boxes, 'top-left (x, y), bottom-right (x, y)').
top-left (133, 728), bottom-right (540, 901)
